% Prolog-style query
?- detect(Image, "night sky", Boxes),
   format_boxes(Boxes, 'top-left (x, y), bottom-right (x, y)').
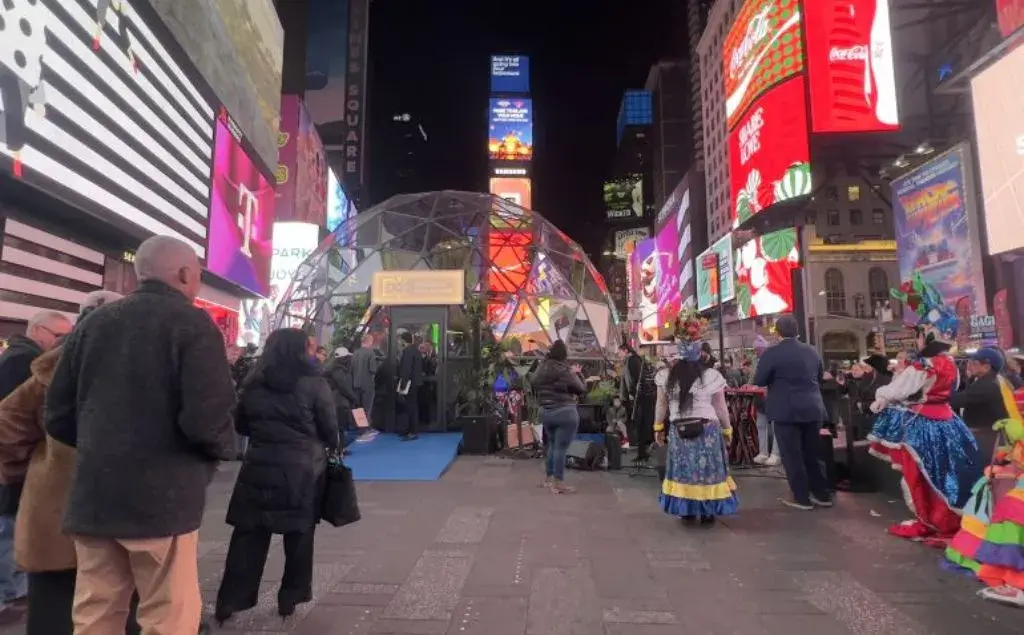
top-left (367, 0), bottom-right (678, 256)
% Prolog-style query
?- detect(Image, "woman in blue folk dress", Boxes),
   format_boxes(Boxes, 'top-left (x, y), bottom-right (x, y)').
top-left (654, 331), bottom-right (738, 525)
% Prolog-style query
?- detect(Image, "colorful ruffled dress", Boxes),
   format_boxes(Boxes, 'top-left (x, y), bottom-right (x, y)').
top-left (868, 352), bottom-right (982, 539)
top-left (944, 384), bottom-right (1024, 607)
top-left (656, 367), bottom-right (738, 518)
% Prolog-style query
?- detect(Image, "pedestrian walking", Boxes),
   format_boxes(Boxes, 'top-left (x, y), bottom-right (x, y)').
top-left (215, 328), bottom-right (340, 623)
top-left (45, 235), bottom-right (238, 635)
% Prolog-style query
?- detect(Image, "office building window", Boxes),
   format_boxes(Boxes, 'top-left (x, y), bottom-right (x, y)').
top-left (872, 208), bottom-right (886, 224)
top-left (869, 268), bottom-right (890, 312)
top-left (825, 268), bottom-right (847, 315)
top-left (847, 185), bottom-right (861, 201)
top-left (826, 186), bottom-right (839, 201)
top-left (850, 209), bottom-right (863, 225)
top-left (827, 209), bottom-right (841, 226)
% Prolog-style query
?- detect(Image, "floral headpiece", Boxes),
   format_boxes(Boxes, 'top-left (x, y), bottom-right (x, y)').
top-left (675, 309), bottom-right (709, 362)
top-left (891, 273), bottom-right (958, 344)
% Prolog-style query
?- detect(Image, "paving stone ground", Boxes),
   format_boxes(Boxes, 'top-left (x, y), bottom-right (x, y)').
top-left (3, 455), bottom-right (1022, 634)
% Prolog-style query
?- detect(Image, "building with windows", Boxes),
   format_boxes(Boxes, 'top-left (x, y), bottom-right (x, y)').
top-left (696, 0), bottom-right (742, 244)
top-left (686, 0), bottom-right (715, 171)
top-left (370, 112), bottom-right (432, 202)
top-left (644, 60), bottom-right (694, 212)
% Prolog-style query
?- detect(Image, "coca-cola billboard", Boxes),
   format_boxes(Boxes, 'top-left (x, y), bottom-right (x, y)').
top-left (804, 0), bottom-right (900, 133)
top-left (723, 0), bottom-right (806, 131)
top-left (728, 76), bottom-right (812, 226)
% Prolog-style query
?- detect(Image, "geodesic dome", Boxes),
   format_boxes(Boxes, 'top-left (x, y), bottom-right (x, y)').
top-left (273, 190), bottom-right (621, 357)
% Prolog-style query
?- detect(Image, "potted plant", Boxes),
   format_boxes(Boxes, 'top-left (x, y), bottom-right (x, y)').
top-left (452, 296), bottom-right (501, 453)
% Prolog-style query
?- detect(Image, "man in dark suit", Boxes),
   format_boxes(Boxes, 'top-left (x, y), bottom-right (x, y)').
top-left (397, 331), bottom-right (424, 441)
top-left (752, 315), bottom-right (833, 510)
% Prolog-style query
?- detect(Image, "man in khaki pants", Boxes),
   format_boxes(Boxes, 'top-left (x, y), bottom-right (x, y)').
top-left (46, 236), bottom-right (237, 634)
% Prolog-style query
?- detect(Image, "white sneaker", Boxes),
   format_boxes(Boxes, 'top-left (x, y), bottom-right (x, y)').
top-left (752, 453), bottom-right (769, 464)
top-left (764, 455), bottom-right (781, 467)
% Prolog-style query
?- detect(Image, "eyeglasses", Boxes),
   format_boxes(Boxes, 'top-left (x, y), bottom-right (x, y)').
top-left (38, 325), bottom-right (71, 342)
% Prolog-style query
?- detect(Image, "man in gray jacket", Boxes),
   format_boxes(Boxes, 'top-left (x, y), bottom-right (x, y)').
top-left (352, 334), bottom-right (378, 422)
top-left (45, 235), bottom-right (237, 634)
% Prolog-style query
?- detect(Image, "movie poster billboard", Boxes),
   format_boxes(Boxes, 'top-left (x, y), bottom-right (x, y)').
top-left (734, 228), bottom-right (800, 320)
top-left (488, 98), bottom-right (533, 161)
top-left (604, 175), bottom-right (644, 219)
top-left (891, 144), bottom-right (987, 319)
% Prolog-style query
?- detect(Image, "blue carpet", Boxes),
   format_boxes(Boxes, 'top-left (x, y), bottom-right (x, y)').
top-left (343, 432), bottom-right (463, 481)
top-left (574, 433), bottom-right (605, 445)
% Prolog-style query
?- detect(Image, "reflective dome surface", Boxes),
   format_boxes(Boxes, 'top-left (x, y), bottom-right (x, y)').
top-left (274, 191), bottom-right (620, 357)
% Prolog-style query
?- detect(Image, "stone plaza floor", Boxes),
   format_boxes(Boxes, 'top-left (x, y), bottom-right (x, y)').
top-left (3, 455), bottom-right (1023, 634)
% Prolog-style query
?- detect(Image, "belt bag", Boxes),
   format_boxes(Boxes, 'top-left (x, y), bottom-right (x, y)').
top-left (672, 417), bottom-right (709, 440)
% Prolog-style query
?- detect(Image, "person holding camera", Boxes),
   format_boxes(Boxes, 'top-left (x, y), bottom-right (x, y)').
top-left (531, 341), bottom-right (587, 493)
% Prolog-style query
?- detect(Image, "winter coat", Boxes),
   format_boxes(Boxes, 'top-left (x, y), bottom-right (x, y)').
top-left (0, 333), bottom-right (43, 515)
top-left (226, 365), bottom-right (340, 533)
top-left (531, 359), bottom-right (587, 408)
top-left (45, 280), bottom-right (239, 539)
top-left (0, 348), bottom-right (78, 571)
top-left (323, 358), bottom-right (358, 409)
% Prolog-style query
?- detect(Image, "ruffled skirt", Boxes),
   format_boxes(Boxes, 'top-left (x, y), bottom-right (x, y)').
top-left (868, 407), bottom-right (981, 535)
top-left (660, 421), bottom-right (738, 517)
top-left (945, 470), bottom-right (1024, 590)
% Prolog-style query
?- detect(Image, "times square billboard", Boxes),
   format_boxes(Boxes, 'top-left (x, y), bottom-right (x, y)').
top-left (490, 55), bottom-right (530, 94)
top-left (488, 98), bottom-right (533, 162)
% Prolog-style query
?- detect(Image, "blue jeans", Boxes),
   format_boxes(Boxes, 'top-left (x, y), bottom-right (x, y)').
top-left (542, 405), bottom-right (579, 481)
top-left (0, 515), bottom-right (26, 602)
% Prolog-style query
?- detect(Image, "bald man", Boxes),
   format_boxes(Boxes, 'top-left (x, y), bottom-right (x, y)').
top-left (46, 235), bottom-right (236, 634)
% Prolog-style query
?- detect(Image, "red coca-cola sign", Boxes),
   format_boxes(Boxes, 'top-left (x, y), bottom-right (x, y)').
top-left (804, 0), bottom-right (901, 133)
top-left (998, 0), bottom-right (1024, 38)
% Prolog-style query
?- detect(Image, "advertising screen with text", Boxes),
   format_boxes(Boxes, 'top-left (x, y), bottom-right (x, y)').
top-left (488, 99), bottom-right (533, 162)
top-left (490, 55), bottom-right (530, 94)
top-left (804, 0), bottom-right (900, 133)
top-left (728, 76), bottom-right (811, 226)
top-left (724, 0), bottom-right (805, 130)
top-left (971, 45), bottom-right (1024, 255)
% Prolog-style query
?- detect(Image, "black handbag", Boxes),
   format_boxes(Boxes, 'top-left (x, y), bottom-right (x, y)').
top-left (321, 458), bottom-right (361, 527)
top-left (671, 417), bottom-right (708, 440)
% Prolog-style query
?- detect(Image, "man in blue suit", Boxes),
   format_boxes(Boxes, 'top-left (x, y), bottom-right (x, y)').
top-left (752, 315), bottom-right (833, 510)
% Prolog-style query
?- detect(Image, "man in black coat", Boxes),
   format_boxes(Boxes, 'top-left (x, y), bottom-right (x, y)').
top-left (396, 331), bottom-right (423, 440)
top-left (0, 310), bottom-right (70, 622)
top-left (753, 315), bottom-right (833, 511)
top-left (951, 347), bottom-right (1010, 430)
top-left (45, 235), bottom-right (237, 634)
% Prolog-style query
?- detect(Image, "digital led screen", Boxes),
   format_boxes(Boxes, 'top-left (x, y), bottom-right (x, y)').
top-left (723, 0), bottom-right (805, 131)
top-left (604, 175), bottom-right (644, 219)
top-left (0, 0), bottom-right (216, 257)
top-left (804, 0), bottom-right (900, 133)
top-left (489, 177), bottom-right (532, 210)
top-left (488, 229), bottom-right (532, 294)
top-left (998, 0), bottom-right (1024, 38)
top-left (326, 168), bottom-right (352, 233)
top-left (696, 234), bottom-right (736, 312)
top-left (206, 117), bottom-right (276, 297)
top-left (971, 44), bottom-right (1024, 256)
top-left (276, 95), bottom-right (327, 226)
top-left (614, 228), bottom-right (650, 258)
top-left (490, 55), bottom-right (530, 94)
top-left (632, 238), bottom-right (660, 343)
top-left (728, 76), bottom-right (811, 226)
top-left (654, 216), bottom-right (682, 335)
top-left (488, 98), bottom-right (533, 162)
top-left (734, 228), bottom-right (800, 320)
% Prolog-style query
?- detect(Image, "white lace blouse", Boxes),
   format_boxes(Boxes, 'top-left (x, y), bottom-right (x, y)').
top-left (656, 367), bottom-right (732, 426)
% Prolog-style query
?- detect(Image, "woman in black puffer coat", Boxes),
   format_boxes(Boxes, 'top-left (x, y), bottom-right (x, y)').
top-left (215, 328), bottom-right (340, 623)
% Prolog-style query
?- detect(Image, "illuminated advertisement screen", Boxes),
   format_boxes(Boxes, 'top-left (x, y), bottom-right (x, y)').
top-left (972, 45), bottom-right (1024, 255)
top-left (724, 0), bottom-right (805, 131)
top-left (276, 95), bottom-right (327, 226)
top-left (488, 98), bottom-right (533, 162)
top-left (604, 175), bottom-right (643, 219)
top-left (326, 168), bottom-right (352, 233)
top-left (0, 0), bottom-right (215, 257)
top-left (654, 219), bottom-right (682, 335)
top-left (488, 229), bottom-right (532, 294)
top-left (734, 228), bottom-right (800, 320)
top-left (696, 234), bottom-right (736, 312)
top-left (206, 117), bottom-right (276, 297)
top-left (194, 298), bottom-right (239, 347)
top-left (633, 238), bottom-right (660, 342)
top-left (490, 55), bottom-right (530, 94)
top-left (891, 145), bottom-right (986, 318)
top-left (804, 0), bottom-right (899, 133)
top-left (998, 0), bottom-right (1024, 38)
top-left (614, 228), bottom-right (649, 258)
top-left (728, 76), bottom-right (811, 226)
top-left (489, 177), bottom-right (532, 210)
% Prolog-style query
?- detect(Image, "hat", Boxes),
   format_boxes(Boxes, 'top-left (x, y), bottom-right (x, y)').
top-left (969, 347), bottom-right (1005, 372)
top-left (334, 346), bottom-right (352, 358)
top-left (891, 273), bottom-right (958, 344)
top-left (863, 354), bottom-right (890, 376)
